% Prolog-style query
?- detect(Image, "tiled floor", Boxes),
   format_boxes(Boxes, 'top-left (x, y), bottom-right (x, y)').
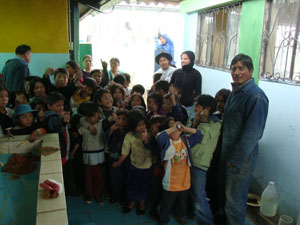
top-left (66, 196), bottom-right (190, 225)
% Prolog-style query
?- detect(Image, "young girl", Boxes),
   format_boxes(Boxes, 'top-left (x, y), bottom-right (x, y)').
top-left (90, 69), bottom-right (102, 86)
top-left (30, 98), bottom-right (47, 123)
top-left (11, 104), bottom-right (46, 141)
top-left (66, 60), bottom-right (80, 82)
top-left (109, 83), bottom-right (125, 108)
top-left (127, 93), bottom-right (146, 111)
top-left (112, 109), bottom-right (153, 215)
top-left (9, 90), bottom-right (29, 109)
top-left (30, 77), bottom-right (47, 102)
top-left (77, 102), bottom-right (105, 204)
top-left (108, 109), bottom-right (128, 204)
top-left (0, 85), bottom-right (13, 137)
top-left (147, 92), bottom-right (163, 120)
top-left (70, 77), bottom-right (97, 108)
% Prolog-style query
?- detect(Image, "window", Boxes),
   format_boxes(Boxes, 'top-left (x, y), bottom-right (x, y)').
top-left (195, 3), bottom-right (241, 70)
top-left (260, 0), bottom-right (300, 84)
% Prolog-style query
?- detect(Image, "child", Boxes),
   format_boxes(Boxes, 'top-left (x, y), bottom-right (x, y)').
top-left (107, 109), bottom-right (128, 204)
top-left (90, 69), bottom-right (102, 86)
top-left (76, 102), bottom-right (105, 205)
top-left (109, 83), bottom-right (125, 108)
top-left (11, 104), bottom-right (46, 142)
top-left (66, 60), bottom-right (80, 82)
top-left (131, 84), bottom-right (145, 96)
top-left (29, 77), bottom-right (47, 102)
top-left (70, 77), bottom-right (97, 108)
top-left (154, 80), bottom-right (169, 97)
top-left (30, 98), bottom-right (47, 122)
top-left (113, 74), bottom-right (125, 86)
top-left (162, 85), bottom-right (188, 124)
top-left (9, 90), bottom-right (29, 109)
top-left (112, 109), bottom-right (153, 215)
top-left (122, 73), bottom-right (131, 97)
top-left (147, 92), bottom-right (163, 120)
top-left (44, 92), bottom-right (78, 196)
top-left (0, 85), bottom-right (13, 137)
top-left (127, 93), bottom-right (146, 111)
top-left (188, 94), bottom-right (222, 225)
top-left (156, 121), bottom-right (202, 225)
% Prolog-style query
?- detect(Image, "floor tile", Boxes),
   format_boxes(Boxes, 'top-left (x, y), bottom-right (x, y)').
top-left (68, 211), bottom-right (91, 225)
top-left (89, 210), bottom-right (124, 225)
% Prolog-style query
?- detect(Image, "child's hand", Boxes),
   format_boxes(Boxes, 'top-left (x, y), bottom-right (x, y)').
top-left (109, 112), bottom-right (117, 122)
top-left (101, 60), bottom-right (108, 69)
top-left (43, 67), bottom-right (55, 78)
top-left (199, 109), bottom-right (209, 122)
top-left (112, 161), bottom-right (121, 168)
top-left (63, 112), bottom-right (70, 123)
top-left (28, 131), bottom-right (39, 142)
top-left (89, 124), bottom-right (97, 135)
top-left (140, 130), bottom-right (148, 143)
top-left (38, 111), bottom-right (45, 122)
top-left (110, 123), bottom-right (118, 133)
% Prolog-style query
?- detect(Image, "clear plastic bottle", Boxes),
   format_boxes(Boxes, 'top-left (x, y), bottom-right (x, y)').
top-left (260, 181), bottom-right (278, 217)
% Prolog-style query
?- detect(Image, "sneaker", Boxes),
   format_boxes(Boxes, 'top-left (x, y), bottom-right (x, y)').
top-left (95, 197), bottom-right (104, 205)
top-left (85, 195), bottom-right (92, 204)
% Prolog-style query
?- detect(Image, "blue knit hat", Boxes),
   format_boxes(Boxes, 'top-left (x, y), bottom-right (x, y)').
top-left (14, 104), bottom-right (36, 118)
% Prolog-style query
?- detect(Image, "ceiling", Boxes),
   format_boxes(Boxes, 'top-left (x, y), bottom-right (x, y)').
top-left (79, 0), bottom-right (183, 18)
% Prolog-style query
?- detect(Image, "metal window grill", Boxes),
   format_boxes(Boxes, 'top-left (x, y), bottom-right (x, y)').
top-left (195, 3), bottom-right (241, 70)
top-left (260, 0), bottom-right (300, 84)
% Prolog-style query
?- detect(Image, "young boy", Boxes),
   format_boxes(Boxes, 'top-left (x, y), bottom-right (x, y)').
top-left (188, 94), bottom-right (222, 225)
top-left (77, 102), bottom-right (105, 204)
top-left (156, 120), bottom-right (202, 225)
top-left (44, 92), bottom-right (78, 196)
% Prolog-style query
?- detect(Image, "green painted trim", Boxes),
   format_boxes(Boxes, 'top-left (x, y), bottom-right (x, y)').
top-left (74, 4), bottom-right (80, 64)
top-left (179, 0), bottom-right (241, 14)
top-left (238, 0), bottom-right (265, 84)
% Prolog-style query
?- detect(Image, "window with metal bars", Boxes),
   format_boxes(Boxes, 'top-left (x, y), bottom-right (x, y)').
top-left (260, 0), bottom-right (300, 84)
top-left (195, 3), bottom-right (241, 70)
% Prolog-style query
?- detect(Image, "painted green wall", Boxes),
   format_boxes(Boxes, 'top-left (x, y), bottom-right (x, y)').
top-left (238, 0), bottom-right (265, 83)
top-left (180, 0), bottom-right (240, 13)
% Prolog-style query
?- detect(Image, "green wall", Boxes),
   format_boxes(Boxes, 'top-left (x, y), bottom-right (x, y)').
top-left (238, 0), bottom-right (265, 83)
top-left (79, 44), bottom-right (92, 67)
top-left (180, 0), bottom-right (240, 13)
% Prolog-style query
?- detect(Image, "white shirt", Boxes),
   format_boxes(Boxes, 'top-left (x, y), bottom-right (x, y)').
top-left (155, 67), bottom-right (177, 82)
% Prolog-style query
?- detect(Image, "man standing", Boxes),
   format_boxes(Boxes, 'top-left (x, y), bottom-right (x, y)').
top-left (154, 52), bottom-right (176, 83)
top-left (2, 44), bottom-right (32, 92)
top-left (220, 54), bottom-right (269, 225)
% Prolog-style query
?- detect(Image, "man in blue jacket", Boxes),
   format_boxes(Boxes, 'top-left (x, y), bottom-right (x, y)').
top-left (220, 54), bottom-right (269, 225)
top-left (2, 44), bottom-right (31, 92)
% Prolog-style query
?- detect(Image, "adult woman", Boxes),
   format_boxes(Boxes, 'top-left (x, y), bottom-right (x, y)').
top-left (170, 51), bottom-right (202, 113)
top-left (108, 58), bottom-right (123, 82)
top-left (81, 55), bottom-right (93, 78)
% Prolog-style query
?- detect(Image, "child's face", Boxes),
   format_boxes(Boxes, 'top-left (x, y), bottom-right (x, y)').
top-left (216, 95), bottom-right (225, 113)
top-left (113, 88), bottom-right (124, 102)
top-left (131, 96), bottom-right (142, 107)
top-left (35, 104), bottom-right (46, 122)
top-left (135, 120), bottom-right (146, 134)
top-left (80, 85), bottom-right (93, 98)
top-left (18, 112), bottom-right (33, 128)
top-left (162, 98), bottom-right (172, 114)
top-left (147, 98), bottom-right (158, 112)
top-left (0, 90), bottom-right (9, 108)
top-left (34, 82), bottom-right (46, 98)
top-left (91, 72), bottom-right (102, 84)
top-left (47, 100), bottom-right (64, 116)
top-left (99, 92), bottom-right (113, 110)
top-left (124, 79), bottom-right (129, 88)
top-left (54, 73), bottom-right (68, 88)
top-left (156, 88), bottom-right (166, 97)
top-left (15, 93), bottom-right (28, 106)
top-left (194, 103), bottom-right (204, 114)
top-left (86, 112), bottom-right (99, 125)
top-left (66, 64), bottom-right (76, 76)
top-left (116, 114), bottom-right (127, 131)
top-left (150, 122), bottom-right (161, 136)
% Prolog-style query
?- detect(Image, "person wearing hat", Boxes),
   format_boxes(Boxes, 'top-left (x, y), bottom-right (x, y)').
top-left (170, 51), bottom-right (202, 113)
top-left (155, 52), bottom-right (177, 83)
top-left (11, 104), bottom-right (46, 142)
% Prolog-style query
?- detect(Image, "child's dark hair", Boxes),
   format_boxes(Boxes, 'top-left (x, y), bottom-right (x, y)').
top-left (93, 88), bottom-right (111, 104)
top-left (30, 97), bottom-right (47, 110)
top-left (131, 84), bottom-right (145, 95)
top-left (127, 108), bottom-right (147, 132)
top-left (78, 101), bottom-right (99, 117)
top-left (54, 68), bottom-right (68, 78)
top-left (163, 93), bottom-right (179, 103)
top-left (128, 93), bottom-right (146, 110)
top-left (91, 69), bottom-right (102, 76)
top-left (109, 83), bottom-right (125, 98)
top-left (9, 90), bottom-right (28, 108)
top-left (113, 74), bottom-right (125, 85)
top-left (147, 92), bottom-right (163, 109)
top-left (116, 108), bottom-right (129, 117)
top-left (29, 77), bottom-right (47, 97)
top-left (123, 73), bottom-right (131, 84)
top-left (82, 77), bottom-right (97, 95)
top-left (159, 117), bottom-right (175, 131)
top-left (149, 114), bottom-right (167, 127)
top-left (0, 79), bottom-right (8, 92)
top-left (215, 88), bottom-right (231, 102)
top-left (196, 94), bottom-right (217, 115)
top-left (66, 60), bottom-right (79, 70)
top-left (230, 54), bottom-right (253, 71)
top-left (153, 73), bottom-right (162, 83)
top-left (47, 92), bottom-right (65, 105)
top-left (155, 80), bottom-right (169, 94)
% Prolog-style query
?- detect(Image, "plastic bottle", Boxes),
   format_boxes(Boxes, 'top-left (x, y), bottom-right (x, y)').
top-left (260, 181), bottom-right (278, 217)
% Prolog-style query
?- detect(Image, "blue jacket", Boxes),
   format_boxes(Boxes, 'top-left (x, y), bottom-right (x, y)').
top-left (156, 129), bottom-right (203, 166)
top-left (2, 57), bottom-right (30, 92)
top-left (221, 79), bottom-right (269, 168)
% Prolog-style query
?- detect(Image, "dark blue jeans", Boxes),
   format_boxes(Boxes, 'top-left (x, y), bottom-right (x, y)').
top-left (190, 166), bottom-right (214, 225)
top-left (224, 154), bottom-right (258, 225)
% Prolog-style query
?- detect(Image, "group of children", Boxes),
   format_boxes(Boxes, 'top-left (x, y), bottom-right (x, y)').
top-left (0, 58), bottom-right (231, 225)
